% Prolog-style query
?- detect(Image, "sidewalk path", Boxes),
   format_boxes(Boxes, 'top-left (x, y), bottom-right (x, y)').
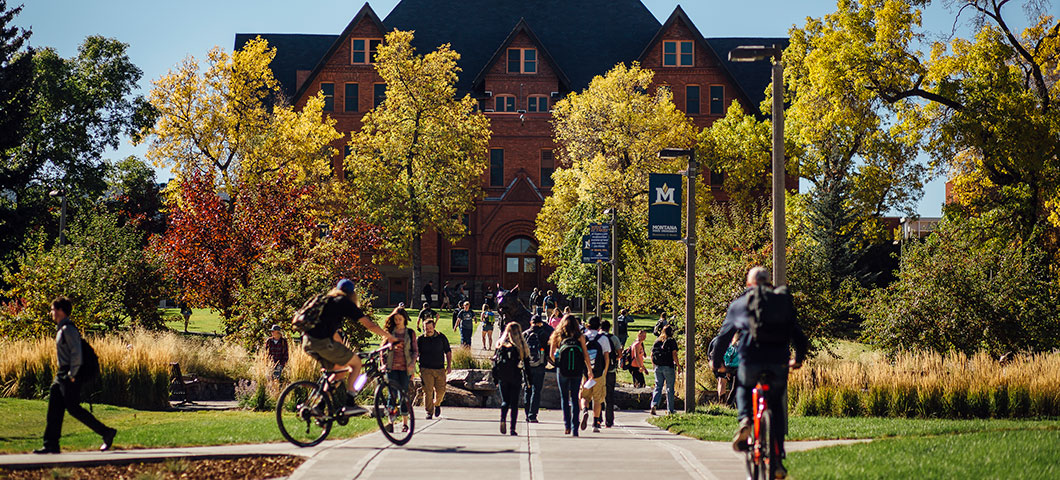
top-left (0, 408), bottom-right (865, 479)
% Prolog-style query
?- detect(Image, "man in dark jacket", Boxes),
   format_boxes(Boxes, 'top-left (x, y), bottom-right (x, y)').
top-left (712, 267), bottom-right (808, 479)
top-left (35, 297), bottom-right (117, 454)
top-left (522, 314), bottom-right (553, 423)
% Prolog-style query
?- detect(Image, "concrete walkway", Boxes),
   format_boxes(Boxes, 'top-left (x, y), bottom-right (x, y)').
top-left (0, 408), bottom-right (865, 479)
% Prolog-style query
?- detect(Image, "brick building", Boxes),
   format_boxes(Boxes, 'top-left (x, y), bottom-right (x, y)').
top-left (236, 0), bottom-right (783, 306)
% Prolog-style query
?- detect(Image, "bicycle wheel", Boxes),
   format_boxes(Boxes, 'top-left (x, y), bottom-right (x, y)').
top-left (374, 381), bottom-right (415, 445)
top-left (276, 381), bottom-right (334, 447)
top-left (756, 408), bottom-right (773, 480)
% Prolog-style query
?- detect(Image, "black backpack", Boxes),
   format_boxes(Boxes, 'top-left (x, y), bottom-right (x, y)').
top-left (292, 293), bottom-right (330, 332)
top-left (747, 285), bottom-right (795, 346)
top-left (586, 334), bottom-right (607, 378)
top-left (620, 345), bottom-right (634, 369)
top-left (651, 339), bottom-right (668, 365)
top-left (555, 338), bottom-right (584, 377)
top-left (79, 338), bottom-right (100, 382)
top-left (523, 327), bottom-right (547, 368)
top-left (491, 345), bottom-right (521, 383)
top-left (606, 334), bottom-right (619, 371)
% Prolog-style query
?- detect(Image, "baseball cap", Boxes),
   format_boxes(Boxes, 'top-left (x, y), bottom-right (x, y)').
top-left (270, 324), bottom-right (282, 332)
top-left (336, 279), bottom-right (356, 294)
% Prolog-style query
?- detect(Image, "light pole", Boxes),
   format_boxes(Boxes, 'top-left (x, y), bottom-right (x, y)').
top-left (49, 188), bottom-right (67, 245)
top-left (729, 44), bottom-right (787, 286)
top-left (604, 208), bottom-right (618, 327)
top-left (658, 148), bottom-right (696, 413)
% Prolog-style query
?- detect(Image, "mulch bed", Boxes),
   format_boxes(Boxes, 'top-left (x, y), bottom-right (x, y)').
top-left (0, 455), bottom-right (304, 480)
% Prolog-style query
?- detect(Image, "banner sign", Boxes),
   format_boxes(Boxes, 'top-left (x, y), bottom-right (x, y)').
top-left (648, 173), bottom-right (682, 240)
top-left (581, 223), bottom-right (611, 263)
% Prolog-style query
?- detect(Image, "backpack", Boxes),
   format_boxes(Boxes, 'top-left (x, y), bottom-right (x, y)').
top-left (292, 293), bottom-right (329, 332)
top-left (524, 327), bottom-right (547, 368)
top-left (585, 333), bottom-right (607, 378)
top-left (606, 334), bottom-right (620, 372)
top-left (651, 340), bottom-right (668, 365)
top-left (555, 338), bottom-right (584, 377)
top-left (79, 338), bottom-right (100, 382)
top-left (747, 285), bottom-right (795, 346)
top-left (491, 345), bottom-right (521, 384)
top-left (620, 345), bottom-right (634, 370)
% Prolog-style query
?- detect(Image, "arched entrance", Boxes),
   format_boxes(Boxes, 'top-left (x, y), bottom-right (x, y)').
top-left (502, 237), bottom-right (539, 297)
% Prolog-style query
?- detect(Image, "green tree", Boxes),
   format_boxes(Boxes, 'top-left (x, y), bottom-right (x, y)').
top-left (346, 30), bottom-right (491, 302)
top-left (537, 63), bottom-right (695, 305)
top-left (142, 37), bottom-right (340, 196)
top-left (102, 156), bottom-right (164, 237)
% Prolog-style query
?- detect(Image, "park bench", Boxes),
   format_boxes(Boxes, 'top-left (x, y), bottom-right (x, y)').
top-left (169, 362), bottom-right (199, 405)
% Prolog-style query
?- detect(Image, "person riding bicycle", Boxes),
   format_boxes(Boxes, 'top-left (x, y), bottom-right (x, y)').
top-left (711, 267), bottom-right (808, 479)
top-left (303, 279), bottom-right (398, 416)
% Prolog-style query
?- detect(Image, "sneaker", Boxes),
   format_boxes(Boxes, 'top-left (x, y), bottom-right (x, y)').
top-left (774, 462), bottom-right (787, 479)
top-left (426, 413), bottom-right (433, 420)
top-left (580, 411), bottom-right (589, 430)
top-left (341, 404), bottom-right (368, 416)
top-left (564, 428), bottom-right (571, 435)
top-left (592, 425), bottom-right (600, 433)
top-left (435, 406), bottom-right (441, 417)
top-left (500, 420), bottom-right (507, 435)
top-left (100, 427), bottom-right (117, 451)
top-left (649, 406), bottom-right (656, 416)
top-left (732, 418), bottom-right (752, 452)
top-left (32, 446), bottom-right (60, 454)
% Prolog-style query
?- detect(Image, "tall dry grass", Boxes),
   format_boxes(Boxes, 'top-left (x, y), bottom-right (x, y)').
top-left (0, 330), bottom-right (260, 410)
top-left (788, 351), bottom-right (1060, 418)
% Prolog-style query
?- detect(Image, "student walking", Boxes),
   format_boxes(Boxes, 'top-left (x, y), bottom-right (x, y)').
top-left (383, 308), bottom-right (418, 431)
top-left (650, 325), bottom-right (680, 415)
top-left (417, 319), bottom-right (452, 419)
top-left (628, 330), bottom-right (648, 388)
top-left (480, 303), bottom-right (496, 350)
top-left (416, 302), bottom-right (438, 331)
top-left (528, 288), bottom-right (541, 315)
top-left (600, 320), bottom-right (622, 428)
top-left (522, 314), bottom-right (553, 423)
top-left (579, 316), bottom-right (611, 433)
top-left (549, 314), bottom-right (593, 436)
top-left (455, 301), bottom-right (475, 348)
top-left (493, 322), bottom-right (528, 435)
top-left (265, 324), bottom-right (289, 381)
top-left (35, 297), bottom-right (117, 454)
top-left (615, 308), bottom-right (632, 347)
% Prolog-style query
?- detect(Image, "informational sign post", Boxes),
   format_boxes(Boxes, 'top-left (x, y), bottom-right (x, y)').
top-left (581, 223), bottom-right (611, 263)
top-left (648, 173), bottom-right (682, 240)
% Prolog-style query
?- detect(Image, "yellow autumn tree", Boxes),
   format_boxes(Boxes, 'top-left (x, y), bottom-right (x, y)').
top-left (345, 30), bottom-right (492, 299)
top-left (141, 37), bottom-right (341, 196)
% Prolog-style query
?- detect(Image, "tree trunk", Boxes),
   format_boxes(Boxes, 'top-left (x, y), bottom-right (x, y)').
top-left (411, 231), bottom-right (423, 309)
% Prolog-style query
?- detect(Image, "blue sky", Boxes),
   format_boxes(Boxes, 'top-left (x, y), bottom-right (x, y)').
top-left (16, 0), bottom-right (1014, 217)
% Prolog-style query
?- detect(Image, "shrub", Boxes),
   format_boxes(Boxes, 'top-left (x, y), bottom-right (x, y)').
top-left (795, 391), bottom-right (819, 416)
top-left (815, 388), bottom-right (835, 416)
top-left (452, 347), bottom-right (487, 369)
top-left (836, 388), bottom-right (862, 417)
top-left (992, 384), bottom-right (1009, 418)
top-left (942, 387), bottom-right (969, 418)
top-left (890, 385), bottom-right (918, 418)
top-left (866, 386), bottom-right (889, 417)
top-left (1008, 386), bottom-right (1031, 418)
top-left (917, 386), bottom-right (943, 418)
top-left (968, 388), bottom-right (992, 418)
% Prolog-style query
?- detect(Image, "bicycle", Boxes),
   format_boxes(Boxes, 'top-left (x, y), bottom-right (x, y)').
top-left (275, 343), bottom-right (415, 447)
top-left (742, 371), bottom-right (778, 480)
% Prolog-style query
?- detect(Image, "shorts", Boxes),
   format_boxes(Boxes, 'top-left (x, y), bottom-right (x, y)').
top-left (482, 322), bottom-right (494, 332)
top-left (303, 335), bottom-right (354, 368)
top-left (581, 376), bottom-right (606, 404)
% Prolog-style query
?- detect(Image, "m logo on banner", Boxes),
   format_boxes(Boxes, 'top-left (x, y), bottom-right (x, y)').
top-left (653, 183), bottom-right (678, 206)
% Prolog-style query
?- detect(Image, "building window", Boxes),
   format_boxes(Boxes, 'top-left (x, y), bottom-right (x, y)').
top-left (344, 83), bottom-right (358, 112)
top-left (450, 248), bottom-right (470, 273)
top-left (686, 85), bottom-right (700, 115)
top-left (374, 83), bottom-right (386, 108)
top-left (490, 148), bottom-right (504, 187)
top-left (507, 48), bottom-right (537, 74)
top-left (320, 83), bottom-right (334, 111)
top-left (710, 85), bottom-right (724, 114)
top-left (540, 149), bottom-right (554, 187)
top-left (710, 169), bottom-right (725, 187)
top-left (527, 95), bottom-right (548, 112)
top-left (352, 38), bottom-right (382, 64)
top-left (495, 95), bottom-right (516, 112)
top-left (663, 40), bottom-right (693, 67)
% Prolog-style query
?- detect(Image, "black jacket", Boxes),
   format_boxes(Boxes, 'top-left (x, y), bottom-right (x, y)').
top-left (712, 288), bottom-right (809, 367)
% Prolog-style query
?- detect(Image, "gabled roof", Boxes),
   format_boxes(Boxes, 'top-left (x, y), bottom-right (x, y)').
top-left (706, 37), bottom-right (789, 115)
top-left (290, 3), bottom-right (386, 103)
top-left (383, 0), bottom-right (661, 93)
top-left (470, 19), bottom-right (571, 93)
top-left (233, 33), bottom-right (337, 100)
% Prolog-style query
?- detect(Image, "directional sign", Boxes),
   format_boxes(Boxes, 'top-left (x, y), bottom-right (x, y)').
top-left (581, 223), bottom-right (611, 263)
top-left (648, 173), bottom-right (682, 240)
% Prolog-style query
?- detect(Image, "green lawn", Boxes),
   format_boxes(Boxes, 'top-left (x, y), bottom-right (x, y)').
top-left (161, 308), bottom-right (224, 334)
top-left (0, 398), bottom-right (375, 453)
top-left (649, 407), bottom-right (1060, 480)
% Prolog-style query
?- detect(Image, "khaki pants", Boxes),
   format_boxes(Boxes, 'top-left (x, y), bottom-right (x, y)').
top-left (421, 368), bottom-right (447, 412)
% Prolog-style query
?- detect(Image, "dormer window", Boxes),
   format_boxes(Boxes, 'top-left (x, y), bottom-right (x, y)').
top-left (352, 38), bottom-right (382, 64)
top-left (663, 40), bottom-right (693, 67)
top-left (507, 48), bottom-right (537, 74)
top-left (496, 95), bottom-right (517, 112)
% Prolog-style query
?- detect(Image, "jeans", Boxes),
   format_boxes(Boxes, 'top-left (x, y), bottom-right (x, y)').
top-left (44, 379), bottom-right (111, 449)
top-left (499, 380), bottom-right (521, 428)
top-left (604, 371), bottom-right (617, 426)
top-left (556, 371), bottom-right (582, 434)
top-left (737, 362), bottom-right (789, 455)
top-left (460, 327), bottom-right (472, 347)
top-left (523, 365), bottom-right (546, 419)
top-left (652, 366), bottom-right (676, 413)
top-left (387, 370), bottom-right (410, 414)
